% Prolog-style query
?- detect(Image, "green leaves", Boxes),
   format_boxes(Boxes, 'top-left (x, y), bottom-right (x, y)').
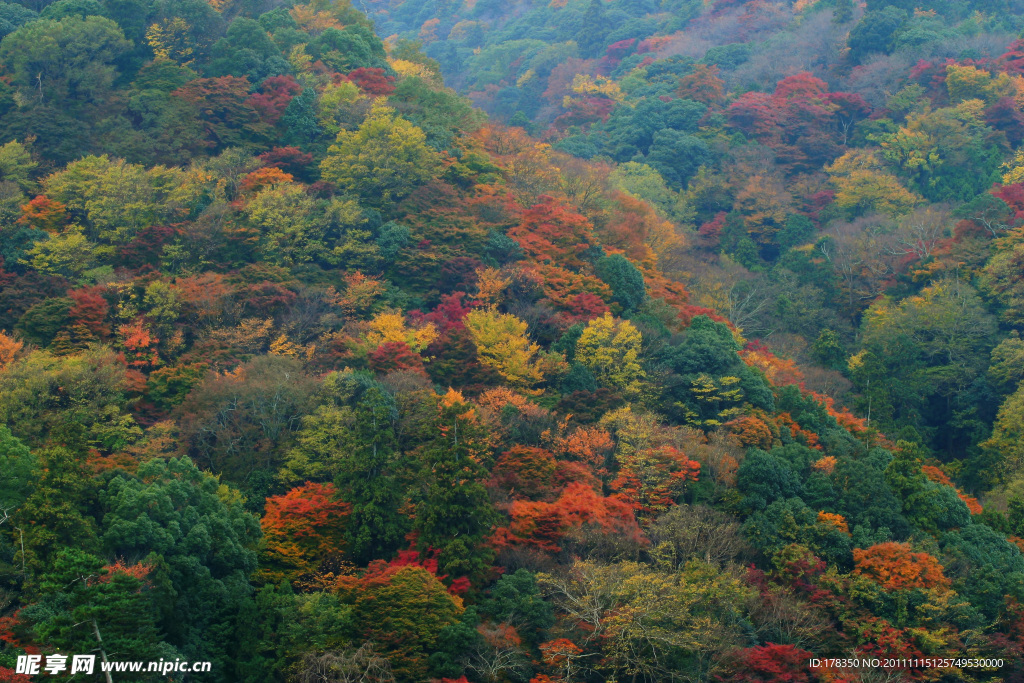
top-left (320, 102), bottom-right (440, 207)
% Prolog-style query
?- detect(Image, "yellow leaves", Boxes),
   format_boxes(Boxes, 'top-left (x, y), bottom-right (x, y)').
top-left (825, 149), bottom-right (921, 218)
top-left (576, 313), bottom-right (646, 399)
top-left (289, 44), bottom-right (313, 74)
top-left (817, 511), bottom-right (850, 535)
top-left (289, 4), bottom-right (343, 34)
top-left (568, 74), bottom-right (625, 103)
top-left (464, 307), bottom-right (547, 389)
top-left (1001, 147), bottom-right (1024, 185)
top-left (847, 349), bottom-right (866, 372)
top-left (516, 69), bottom-right (536, 88)
top-left (365, 310), bottom-right (438, 352)
top-left (389, 58), bottom-right (437, 82)
top-left (208, 318), bottom-right (274, 354)
top-left (146, 18), bottom-right (195, 66)
top-left (269, 334), bottom-right (315, 359)
top-left (440, 387), bottom-right (467, 408)
top-left (945, 64), bottom-right (1014, 105)
top-left (474, 266), bottom-right (511, 304)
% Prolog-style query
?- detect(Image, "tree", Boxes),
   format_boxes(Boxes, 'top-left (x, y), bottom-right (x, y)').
top-left (30, 550), bottom-right (160, 666)
top-left (594, 254), bottom-right (647, 313)
top-left (176, 355), bottom-right (317, 484)
top-left (825, 149), bottom-right (921, 218)
top-left (172, 76), bottom-right (269, 150)
top-left (353, 565), bottom-right (463, 682)
top-left (322, 371), bottom-right (410, 565)
top-left (413, 389), bottom-right (497, 576)
top-left (981, 382), bottom-right (1024, 485)
top-left (852, 542), bottom-right (951, 591)
top-left (101, 456), bottom-right (260, 667)
top-left (575, 313), bottom-right (646, 399)
top-left (0, 346), bottom-right (140, 452)
top-left (508, 195), bottom-right (595, 269)
top-left (320, 102), bottom-right (440, 207)
top-left (847, 6), bottom-right (907, 63)
top-left (538, 559), bottom-right (754, 682)
top-left (42, 155), bottom-right (186, 244)
top-left (259, 482), bottom-right (351, 585)
top-left (980, 228), bottom-right (1024, 325)
top-left (716, 644), bottom-right (816, 683)
top-left (0, 16), bottom-right (130, 104)
top-left (0, 425), bottom-right (35, 520)
top-left (464, 307), bottom-right (547, 390)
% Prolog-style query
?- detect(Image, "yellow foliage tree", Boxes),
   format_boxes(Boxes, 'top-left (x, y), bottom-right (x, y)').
top-left (825, 149), bottom-right (921, 218)
top-left (464, 307), bottom-right (546, 389)
top-left (365, 310), bottom-right (437, 352)
top-left (146, 18), bottom-right (196, 65)
top-left (576, 313), bottom-right (646, 399)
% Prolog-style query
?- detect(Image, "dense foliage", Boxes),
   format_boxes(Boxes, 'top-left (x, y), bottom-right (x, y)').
top-left (1, 0), bottom-right (1024, 681)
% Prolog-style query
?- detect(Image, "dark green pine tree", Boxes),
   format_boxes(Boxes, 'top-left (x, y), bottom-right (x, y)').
top-left (574, 0), bottom-right (612, 58)
top-left (33, 549), bottom-right (161, 664)
top-left (333, 375), bottom-right (411, 564)
top-left (413, 391), bottom-right (497, 577)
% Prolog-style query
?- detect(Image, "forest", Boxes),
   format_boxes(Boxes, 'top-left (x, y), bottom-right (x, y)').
top-left (1, 0), bottom-right (1024, 680)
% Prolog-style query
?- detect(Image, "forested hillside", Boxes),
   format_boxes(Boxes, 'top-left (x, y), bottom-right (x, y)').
top-left (0, 0), bottom-right (1023, 681)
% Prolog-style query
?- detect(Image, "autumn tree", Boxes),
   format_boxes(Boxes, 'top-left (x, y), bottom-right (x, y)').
top-left (575, 313), bottom-right (646, 399)
top-left (464, 307), bottom-right (549, 390)
top-left (852, 542), bottom-right (951, 591)
top-left (259, 482), bottom-right (351, 584)
top-left (320, 102), bottom-right (441, 207)
top-left (507, 196), bottom-right (595, 269)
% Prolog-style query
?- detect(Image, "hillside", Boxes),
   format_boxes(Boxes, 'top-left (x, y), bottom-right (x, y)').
top-left (0, 0), bottom-right (1023, 682)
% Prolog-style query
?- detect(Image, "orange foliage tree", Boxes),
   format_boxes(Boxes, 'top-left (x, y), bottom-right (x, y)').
top-left (852, 542), bottom-right (951, 591)
top-left (508, 195), bottom-right (596, 269)
top-left (492, 482), bottom-right (644, 553)
top-left (259, 481), bottom-right (351, 584)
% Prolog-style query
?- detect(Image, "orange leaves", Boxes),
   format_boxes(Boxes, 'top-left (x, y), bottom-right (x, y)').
top-left (724, 415), bottom-right (774, 449)
top-left (239, 166), bottom-right (294, 195)
top-left (508, 195), bottom-right (595, 269)
top-left (494, 482), bottom-right (644, 553)
top-left (18, 195), bottom-right (68, 234)
top-left (921, 465), bottom-right (982, 515)
top-left (491, 446), bottom-right (559, 500)
top-left (554, 425), bottom-right (614, 472)
top-left (609, 445), bottom-right (700, 518)
top-left (812, 455), bottom-right (837, 475)
top-left (740, 344), bottom-right (804, 388)
top-left (259, 482), bottom-right (351, 584)
top-left (852, 542), bottom-right (951, 592)
top-left (117, 318), bottom-right (160, 369)
top-left (676, 63), bottom-right (725, 104)
top-left (817, 511), bottom-right (849, 535)
top-left (0, 332), bottom-right (23, 371)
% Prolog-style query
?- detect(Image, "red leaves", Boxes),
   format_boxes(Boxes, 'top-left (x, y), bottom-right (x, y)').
top-left (258, 146), bottom-right (315, 178)
top-left (246, 75), bottom-right (302, 125)
top-left (67, 285), bottom-right (110, 340)
top-left (493, 482), bottom-right (644, 553)
top-left (260, 482), bottom-right (351, 583)
top-left (717, 643), bottom-right (816, 683)
top-left (508, 196), bottom-right (595, 269)
top-left (369, 341), bottom-right (426, 375)
top-left (347, 67), bottom-right (395, 95)
top-left (727, 72), bottom-right (870, 174)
